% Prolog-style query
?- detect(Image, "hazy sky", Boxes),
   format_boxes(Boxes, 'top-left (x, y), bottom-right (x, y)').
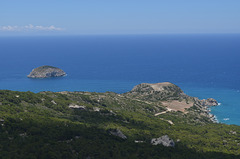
top-left (1, 0), bottom-right (240, 35)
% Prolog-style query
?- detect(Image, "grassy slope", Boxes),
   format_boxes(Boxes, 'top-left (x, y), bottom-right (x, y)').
top-left (0, 90), bottom-right (239, 159)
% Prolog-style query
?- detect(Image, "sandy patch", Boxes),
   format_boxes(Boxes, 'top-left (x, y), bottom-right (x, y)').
top-left (150, 82), bottom-right (172, 91)
top-left (162, 100), bottom-right (193, 112)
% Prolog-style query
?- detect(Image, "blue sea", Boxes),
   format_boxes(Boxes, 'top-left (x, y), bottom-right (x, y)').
top-left (0, 34), bottom-right (240, 125)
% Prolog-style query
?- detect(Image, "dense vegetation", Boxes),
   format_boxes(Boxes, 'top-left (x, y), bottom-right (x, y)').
top-left (0, 89), bottom-right (239, 159)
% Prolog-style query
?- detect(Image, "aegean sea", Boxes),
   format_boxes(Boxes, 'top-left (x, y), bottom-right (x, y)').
top-left (0, 34), bottom-right (240, 125)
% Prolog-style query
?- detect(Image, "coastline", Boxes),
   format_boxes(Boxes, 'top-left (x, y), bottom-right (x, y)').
top-left (209, 103), bottom-right (222, 123)
top-left (207, 107), bottom-right (219, 123)
top-left (182, 85), bottom-right (240, 126)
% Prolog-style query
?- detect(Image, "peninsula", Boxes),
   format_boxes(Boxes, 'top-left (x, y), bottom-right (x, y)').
top-left (27, 65), bottom-right (66, 78)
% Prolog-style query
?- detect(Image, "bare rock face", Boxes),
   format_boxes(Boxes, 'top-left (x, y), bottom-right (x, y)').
top-left (27, 65), bottom-right (66, 78)
top-left (109, 129), bottom-right (127, 139)
top-left (201, 98), bottom-right (218, 106)
top-left (151, 135), bottom-right (175, 147)
top-left (69, 104), bottom-right (86, 110)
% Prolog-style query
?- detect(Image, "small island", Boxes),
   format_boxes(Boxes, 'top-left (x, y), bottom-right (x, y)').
top-left (27, 65), bottom-right (66, 78)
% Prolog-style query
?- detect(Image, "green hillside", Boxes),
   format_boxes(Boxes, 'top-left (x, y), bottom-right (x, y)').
top-left (0, 83), bottom-right (239, 159)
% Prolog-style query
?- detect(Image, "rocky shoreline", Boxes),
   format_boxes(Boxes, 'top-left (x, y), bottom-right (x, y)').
top-left (126, 82), bottom-right (219, 123)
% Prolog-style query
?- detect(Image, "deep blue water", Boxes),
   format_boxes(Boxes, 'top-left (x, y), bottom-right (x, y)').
top-left (0, 34), bottom-right (240, 125)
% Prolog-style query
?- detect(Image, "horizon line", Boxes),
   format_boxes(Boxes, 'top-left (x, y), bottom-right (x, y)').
top-left (0, 32), bottom-right (240, 37)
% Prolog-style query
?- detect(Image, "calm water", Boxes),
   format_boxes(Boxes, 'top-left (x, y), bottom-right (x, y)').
top-left (0, 34), bottom-right (240, 125)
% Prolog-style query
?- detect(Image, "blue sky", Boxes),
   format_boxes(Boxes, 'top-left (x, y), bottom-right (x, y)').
top-left (0, 0), bottom-right (240, 35)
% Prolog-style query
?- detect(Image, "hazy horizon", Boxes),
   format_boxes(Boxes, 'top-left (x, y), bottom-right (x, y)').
top-left (1, 0), bottom-right (240, 36)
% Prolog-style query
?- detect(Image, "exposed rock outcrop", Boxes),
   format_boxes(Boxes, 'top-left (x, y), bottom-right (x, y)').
top-left (151, 135), bottom-right (175, 147)
top-left (109, 129), bottom-right (127, 139)
top-left (27, 65), bottom-right (66, 78)
top-left (201, 98), bottom-right (218, 106)
top-left (69, 104), bottom-right (86, 110)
